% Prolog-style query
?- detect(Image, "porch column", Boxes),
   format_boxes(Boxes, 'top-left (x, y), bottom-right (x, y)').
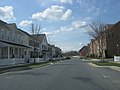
top-left (26, 49), bottom-right (28, 58)
top-left (18, 48), bottom-right (19, 58)
top-left (13, 47), bottom-right (15, 55)
top-left (38, 50), bottom-right (39, 58)
top-left (8, 46), bottom-right (10, 59)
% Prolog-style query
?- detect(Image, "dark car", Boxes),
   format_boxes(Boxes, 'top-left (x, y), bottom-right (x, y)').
top-left (65, 57), bottom-right (71, 59)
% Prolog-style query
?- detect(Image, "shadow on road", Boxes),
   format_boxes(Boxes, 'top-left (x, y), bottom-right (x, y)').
top-left (6, 71), bottom-right (50, 76)
top-left (52, 63), bottom-right (78, 66)
top-left (73, 76), bottom-right (92, 83)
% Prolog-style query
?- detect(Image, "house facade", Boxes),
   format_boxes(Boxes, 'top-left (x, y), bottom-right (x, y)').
top-left (87, 21), bottom-right (120, 58)
top-left (31, 34), bottom-right (49, 60)
top-left (105, 21), bottom-right (120, 57)
top-left (0, 20), bottom-right (30, 60)
top-left (0, 20), bottom-right (62, 66)
top-left (39, 34), bottom-right (49, 60)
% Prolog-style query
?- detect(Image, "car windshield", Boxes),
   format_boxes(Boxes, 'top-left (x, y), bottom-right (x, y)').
top-left (0, 0), bottom-right (120, 90)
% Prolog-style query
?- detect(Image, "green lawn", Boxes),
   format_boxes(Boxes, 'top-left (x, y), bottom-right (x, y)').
top-left (92, 62), bottom-right (120, 67)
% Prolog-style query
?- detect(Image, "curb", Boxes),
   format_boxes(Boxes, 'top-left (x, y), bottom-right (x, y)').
top-left (0, 61), bottom-right (61, 74)
top-left (88, 62), bottom-right (120, 72)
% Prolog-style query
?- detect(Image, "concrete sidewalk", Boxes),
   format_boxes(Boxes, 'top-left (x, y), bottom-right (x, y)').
top-left (88, 62), bottom-right (120, 72)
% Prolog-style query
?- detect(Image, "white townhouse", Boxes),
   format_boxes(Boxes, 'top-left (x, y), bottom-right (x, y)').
top-left (0, 20), bottom-right (30, 60)
top-left (0, 20), bottom-right (62, 65)
top-left (31, 34), bottom-right (49, 60)
top-left (39, 34), bottom-right (49, 60)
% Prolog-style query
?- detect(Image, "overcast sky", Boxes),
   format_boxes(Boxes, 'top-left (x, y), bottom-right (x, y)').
top-left (0, 0), bottom-right (120, 52)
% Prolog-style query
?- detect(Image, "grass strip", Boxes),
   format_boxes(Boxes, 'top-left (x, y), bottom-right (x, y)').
top-left (0, 61), bottom-right (57, 74)
top-left (92, 62), bottom-right (120, 67)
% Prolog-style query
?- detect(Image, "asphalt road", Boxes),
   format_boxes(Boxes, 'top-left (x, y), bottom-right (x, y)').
top-left (0, 58), bottom-right (120, 90)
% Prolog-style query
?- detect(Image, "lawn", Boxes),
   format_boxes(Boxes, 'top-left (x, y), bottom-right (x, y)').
top-left (92, 62), bottom-right (120, 67)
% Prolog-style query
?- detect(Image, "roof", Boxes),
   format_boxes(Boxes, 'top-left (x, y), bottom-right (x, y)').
top-left (18, 29), bottom-right (31, 36)
top-left (0, 20), bottom-right (7, 24)
top-left (0, 20), bottom-right (10, 30)
top-left (31, 34), bottom-right (46, 43)
top-left (6, 23), bottom-right (18, 30)
top-left (110, 21), bottom-right (120, 29)
top-left (0, 39), bottom-right (31, 48)
top-left (105, 24), bottom-right (114, 29)
top-left (79, 46), bottom-right (87, 52)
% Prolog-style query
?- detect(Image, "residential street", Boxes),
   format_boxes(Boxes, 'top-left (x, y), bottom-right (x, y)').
top-left (0, 58), bottom-right (120, 90)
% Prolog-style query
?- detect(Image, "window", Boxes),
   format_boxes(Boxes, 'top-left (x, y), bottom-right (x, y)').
top-left (1, 30), bottom-right (5, 39)
top-left (42, 45), bottom-right (44, 49)
top-left (108, 32), bottom-right (113, 38)
top-left (6, 31), bottom-right (9, 41)
top-left (9, 31), bottom-right (12, 41)
top-left (13, 33), bottom-right (15, 42)
top-left (17, 34), bottom-right (20, 43)
top-left (21, 36), bottom-right (23, 44)
top-left (15, 34), bottom-right (17, 42)
top-left (0, 28), bottom-right (1, 39)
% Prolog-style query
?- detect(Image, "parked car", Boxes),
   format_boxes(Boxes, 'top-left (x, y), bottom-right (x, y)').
top-left (65, 57), bottom-right (71, 59)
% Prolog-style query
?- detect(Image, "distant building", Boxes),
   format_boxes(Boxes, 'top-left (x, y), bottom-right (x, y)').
top-left (79, 46), bottom-right (88, 57)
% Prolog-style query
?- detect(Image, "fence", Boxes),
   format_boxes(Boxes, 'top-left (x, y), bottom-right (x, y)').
top-left (114, 56), bottom-right (120, 62)
top-left (0, 58), bottom-right (46, 66)
top-left (0, 58), bottom-right (25, 66)
top-left (0, 57), bottom-right (64, 67)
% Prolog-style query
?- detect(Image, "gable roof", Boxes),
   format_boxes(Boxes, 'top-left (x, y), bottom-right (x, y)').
top-left (31, 34), bottom-right (47, 43)
top-left (6, 23), bottom-right (18, 30)
top-left (18, 29), bottom-right (31, 36)
top-left (0, 20), bottom-right (10, 30)
top-left (79, 46), bottom-right (87, 52)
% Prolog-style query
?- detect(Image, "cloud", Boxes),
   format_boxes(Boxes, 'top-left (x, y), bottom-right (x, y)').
top-left (84, 17), bottom-right (91, 21)
top-left (0, 6), bottom-right (15, 21)
top-left (72, 20), bottom-right (86, 28)
top-left (32, 5), bottom-right (72, 21)
top-left (42, 20), bottom-right (86, 36)
top-left (59, 0), bottom-right (73, 4)
top-left (59, 42), bottom-right (82, 52)
top-left (41, 28), bottom-right (47, 31)
top-left (19, 20), bottom-right (32, 27)
top-left (42, 31), bottom-right (53, 36)
top-left (76, 0), bottom-right (105, 16)
top-left (62, 9), bottom-right (72, 20)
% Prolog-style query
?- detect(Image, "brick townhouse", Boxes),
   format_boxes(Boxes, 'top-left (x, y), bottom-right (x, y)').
top-left (105, 21), bottom-right (120, 57)
top-left (87, 21), bottom-right (120, 58)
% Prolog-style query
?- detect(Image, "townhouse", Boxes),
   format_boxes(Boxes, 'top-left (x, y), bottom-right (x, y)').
top-left (31, 34), bottom-right (49, 60)
top-left (105, 21), bottom-right (120, 57)
top-left (0, 20), bottom-right (30, 60)
top-left (48, 45), bottom-right (62, 59)
top-left (0, 20), bottom-right (62, 65)
top-left (86, 21), bottom-right (120, 58)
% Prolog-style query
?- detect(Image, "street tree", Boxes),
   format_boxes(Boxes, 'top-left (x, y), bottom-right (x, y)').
top-left (31, 22), bottom-right (41, 63)
top-left (86, 21), bottom-right (108, 61)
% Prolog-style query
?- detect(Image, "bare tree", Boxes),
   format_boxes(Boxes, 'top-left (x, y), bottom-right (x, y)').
top-left (86, 21), bottom-right (107, 61)
top-left (31, 22), bottom-right (41, 63)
